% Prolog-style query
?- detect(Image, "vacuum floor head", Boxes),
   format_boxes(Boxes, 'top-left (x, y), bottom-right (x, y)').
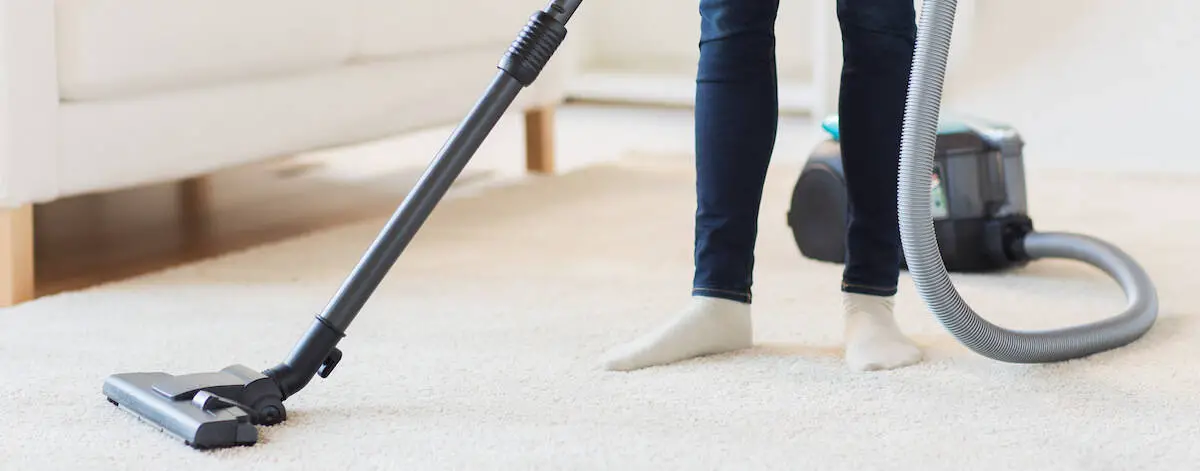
top-left (103, 365), bottom-right (286, 449)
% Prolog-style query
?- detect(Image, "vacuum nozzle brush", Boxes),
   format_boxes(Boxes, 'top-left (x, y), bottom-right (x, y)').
top-left (103, 365), bottom-right (286, 449)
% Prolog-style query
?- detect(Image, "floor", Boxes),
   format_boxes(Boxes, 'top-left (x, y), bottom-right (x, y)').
top-left (3, 151), bottom-right (1196, 469)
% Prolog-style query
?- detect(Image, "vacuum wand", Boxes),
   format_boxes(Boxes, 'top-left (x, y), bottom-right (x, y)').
top-left (265, 0), bottom-right (575, 399)
top-left (263, 74), bottom-right (528, 399)
top-left (320, 0), bottom-right (581, 337)
top-left (323, 0), bottom-right (579, 335)
top-left (103, 0), bottom-right (580, 449)
top-left (320, 75), bottom-right (523, 333)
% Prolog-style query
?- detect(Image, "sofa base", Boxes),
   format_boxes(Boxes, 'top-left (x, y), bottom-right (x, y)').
top-left (524, 106), bottom-right (556, 174)
top-left (3, 104), bottom-right (557, 307)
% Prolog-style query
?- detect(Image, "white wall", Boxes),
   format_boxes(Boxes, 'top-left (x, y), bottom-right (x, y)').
top-left (572, 0), bottom-right (1200, 173)
top-left (577, 0), bottom-right (818, 82)
top-left (942, 0), bottom-right (1200, 172)
top-left (569, 0), bottom-right (975, 117)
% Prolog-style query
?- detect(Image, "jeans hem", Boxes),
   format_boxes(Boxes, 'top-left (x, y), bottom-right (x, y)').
top-left (841, 282), bottom-right (897, 297)
top-left (692, 287), bottom-right (752, 304)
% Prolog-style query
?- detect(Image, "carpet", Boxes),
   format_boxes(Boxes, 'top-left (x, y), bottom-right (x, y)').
top-left (2, 155), bottom-right (1198, 470)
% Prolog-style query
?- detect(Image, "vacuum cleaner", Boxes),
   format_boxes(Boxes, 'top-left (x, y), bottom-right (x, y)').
top-left (102, 0), bottom-right (1157, 450)
top-left (790, 114), bottom-right (1033, 273)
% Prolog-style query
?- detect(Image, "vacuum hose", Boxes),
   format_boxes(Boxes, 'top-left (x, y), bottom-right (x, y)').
top-left (897, 0), bottom-right (1158, 362)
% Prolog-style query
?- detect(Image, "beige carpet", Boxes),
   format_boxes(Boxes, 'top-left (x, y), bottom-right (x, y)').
top-left (2, 155), bottom-right (1198, 470)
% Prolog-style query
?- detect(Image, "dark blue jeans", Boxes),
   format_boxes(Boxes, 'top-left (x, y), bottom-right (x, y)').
top-left (692, 0), bottom-right (916, 304)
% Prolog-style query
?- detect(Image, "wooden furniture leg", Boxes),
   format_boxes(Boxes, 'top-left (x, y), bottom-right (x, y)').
top-left (1, 205), bottom-right (35, 307)
top-left (179, 176), bottom-right (213, 247)
top-left (524, 106), bottom-right (556, 174)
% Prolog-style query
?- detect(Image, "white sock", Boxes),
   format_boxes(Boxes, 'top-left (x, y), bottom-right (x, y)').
top-left (601, 295), bottom-right (752, 371)
top-left (843, 292), bottom-right (923, 371)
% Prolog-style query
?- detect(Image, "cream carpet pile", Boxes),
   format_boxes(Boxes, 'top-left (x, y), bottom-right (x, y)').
top-left (2, 155), bottom-right (1198, 470)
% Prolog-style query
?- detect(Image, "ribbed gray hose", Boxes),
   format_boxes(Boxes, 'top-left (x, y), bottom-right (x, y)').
top-left (897, 0), bottom-right (1159, 363)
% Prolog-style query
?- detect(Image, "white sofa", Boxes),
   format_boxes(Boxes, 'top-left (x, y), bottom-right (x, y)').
top-left (0, 0), bottom-right (579, 306)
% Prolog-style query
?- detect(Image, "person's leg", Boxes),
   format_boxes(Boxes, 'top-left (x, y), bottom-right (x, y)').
top-left (836, 0), bottom-right (922, 371)
top-left (691, 0), bottom-right (780, 304)
top-left (601, 0), bottom-right (779, 371)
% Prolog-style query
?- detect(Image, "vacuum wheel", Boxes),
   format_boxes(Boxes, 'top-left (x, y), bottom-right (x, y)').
top-left (787, 158), bottom-right (849, 264)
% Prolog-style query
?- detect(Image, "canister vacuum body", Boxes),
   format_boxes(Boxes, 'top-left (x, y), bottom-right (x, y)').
top-left (789, 116), bottom-right (1035, 273)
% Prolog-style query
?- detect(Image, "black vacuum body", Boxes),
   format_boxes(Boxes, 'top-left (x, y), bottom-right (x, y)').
top-left (788, 117), bottom-right (1035, 272)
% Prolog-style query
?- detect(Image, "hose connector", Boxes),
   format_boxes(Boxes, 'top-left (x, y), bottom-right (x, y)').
top-left (984, 214), bottom-right (1034, 266)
